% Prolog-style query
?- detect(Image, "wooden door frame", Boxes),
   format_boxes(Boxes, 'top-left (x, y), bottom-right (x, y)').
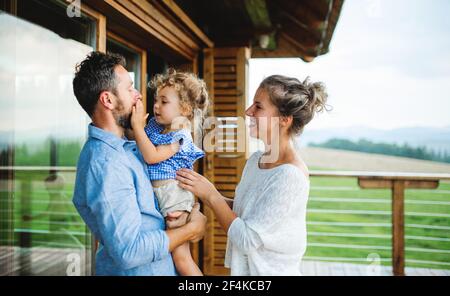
top-left (78, 2), bottom-right (107, 276)
top-left (79, 2), bottom-right (106, 53)
top-left (106, 31), bottom-right (148, 111)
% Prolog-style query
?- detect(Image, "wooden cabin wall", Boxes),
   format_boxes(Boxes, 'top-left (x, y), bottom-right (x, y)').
top-left (202, 47), bottom-right (250, 275)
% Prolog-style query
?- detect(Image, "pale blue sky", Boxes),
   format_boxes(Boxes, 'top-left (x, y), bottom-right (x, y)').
top-left (249, 0), bottom-right (450, 130)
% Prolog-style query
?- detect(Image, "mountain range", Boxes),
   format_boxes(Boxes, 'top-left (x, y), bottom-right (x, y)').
top-left (300, 126), bottom-right (450, 153)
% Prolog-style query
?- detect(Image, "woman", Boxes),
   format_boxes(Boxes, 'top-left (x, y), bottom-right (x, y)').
top-left (176, 75), bottom-right (328, 275)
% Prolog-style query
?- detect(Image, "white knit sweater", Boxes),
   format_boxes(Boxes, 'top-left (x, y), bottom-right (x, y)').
top-left (224, 151), bottom-right (310, 275)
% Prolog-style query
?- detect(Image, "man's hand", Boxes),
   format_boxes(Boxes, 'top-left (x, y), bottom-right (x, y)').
top-left (186, 203), bottom-right (206, 243)
top-left (166, 211), bottom-right (188, 229)
top-left (165, 203), bottom-right (207, 251)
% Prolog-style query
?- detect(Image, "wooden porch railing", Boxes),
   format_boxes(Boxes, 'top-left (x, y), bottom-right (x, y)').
top-left (309, 171), bottom-right (450, 276)
top-left (2, 167), bottom-right (450, 276)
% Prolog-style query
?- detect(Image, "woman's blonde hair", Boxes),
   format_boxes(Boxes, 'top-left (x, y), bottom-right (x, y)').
top-left (259, 75), bottom-right (330, 135)
top-left (149, 68), bottom-right (209, 120)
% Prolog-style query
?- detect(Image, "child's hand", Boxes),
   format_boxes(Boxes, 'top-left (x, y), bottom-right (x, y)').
top-left (131, 99), bottom-right (149, 130)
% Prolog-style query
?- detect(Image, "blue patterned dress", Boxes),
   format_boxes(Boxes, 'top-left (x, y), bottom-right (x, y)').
top-left (144, 117), bottom-right (204, 181)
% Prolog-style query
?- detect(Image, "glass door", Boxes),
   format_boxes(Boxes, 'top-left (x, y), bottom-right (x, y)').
top-left (0, 0), bottom-right (104, 276)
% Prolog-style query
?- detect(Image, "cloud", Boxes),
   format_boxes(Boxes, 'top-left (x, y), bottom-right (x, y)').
top-left (328, 0), bottom-right (450, 78)
top-left (249, 0), bottom-right (450, 130)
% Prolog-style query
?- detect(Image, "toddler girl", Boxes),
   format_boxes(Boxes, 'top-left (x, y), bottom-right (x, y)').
top-left (131, 68), bottom-right (208, 276)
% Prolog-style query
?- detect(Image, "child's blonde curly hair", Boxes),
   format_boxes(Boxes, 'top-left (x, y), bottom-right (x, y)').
top-left (149, 68), bottom-right (209, 121)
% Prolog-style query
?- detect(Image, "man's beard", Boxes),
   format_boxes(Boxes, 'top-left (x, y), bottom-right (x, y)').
top-left (112, 97), bottom-right (132, 129)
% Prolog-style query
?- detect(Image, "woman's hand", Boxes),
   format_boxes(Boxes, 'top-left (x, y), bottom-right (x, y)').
top-left (176, 168), bottom-right (220, 206)
top-left (131, 99), bottom-right (149, 130)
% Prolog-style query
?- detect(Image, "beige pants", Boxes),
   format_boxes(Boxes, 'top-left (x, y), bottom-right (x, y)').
top-left (153, 180), bottom-right (194, 217)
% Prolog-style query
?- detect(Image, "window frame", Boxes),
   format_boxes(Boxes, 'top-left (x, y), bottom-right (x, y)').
top-left (107, 30), bottom-right (148, 111)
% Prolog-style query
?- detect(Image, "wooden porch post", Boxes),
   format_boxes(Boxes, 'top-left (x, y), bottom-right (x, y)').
top-left (201, 47), bottom-right (250, 275)
top-left (359, 176), bottom-right (440, 276)
top-left (392, 181), bottom-right (405, 276)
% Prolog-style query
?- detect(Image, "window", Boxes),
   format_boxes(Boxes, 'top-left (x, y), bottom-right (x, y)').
top-left (0, 0), bottom-right (104, 276)
top-left (107, 32), bottom-right (147, 109)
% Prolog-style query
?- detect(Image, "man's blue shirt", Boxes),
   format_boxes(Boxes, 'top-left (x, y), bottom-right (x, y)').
top-left (72, 124), bottom-right (176, 275)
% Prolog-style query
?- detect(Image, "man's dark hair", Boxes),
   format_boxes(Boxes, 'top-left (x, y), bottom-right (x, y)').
top-left (73, 51), bottom-right (126, 117)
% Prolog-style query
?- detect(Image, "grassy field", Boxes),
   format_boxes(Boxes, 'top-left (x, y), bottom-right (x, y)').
top-left (304, 173), bottom-right (450, 270)
top-left (0, 171), bottom-right (90, 251)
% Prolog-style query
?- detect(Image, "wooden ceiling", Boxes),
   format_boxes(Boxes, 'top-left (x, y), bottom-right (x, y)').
top-left (174, 0), bottom-right (345, 62)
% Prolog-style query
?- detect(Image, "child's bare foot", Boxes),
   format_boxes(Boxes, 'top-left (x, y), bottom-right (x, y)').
top-left (167, 211), bottom-right (184, 218)
top-left (166, 211), bottom-right (188, 228)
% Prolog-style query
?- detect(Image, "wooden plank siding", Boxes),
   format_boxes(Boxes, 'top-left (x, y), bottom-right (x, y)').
top-left (202, 47), bottom-right (250, 275)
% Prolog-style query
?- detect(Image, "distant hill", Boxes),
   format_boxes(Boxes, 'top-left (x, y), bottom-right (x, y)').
top-left (299, 147), bottom-right (450, 173)
top-left (309, 138), bottom-right (450, 163)
top-left (300, 126), bottom-right (450, 153)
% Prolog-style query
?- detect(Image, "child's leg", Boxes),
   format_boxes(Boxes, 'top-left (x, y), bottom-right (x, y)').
top-left (172, 241), bottom-right (202, 276)
top-left (166, 211), bottom-right (202, 276)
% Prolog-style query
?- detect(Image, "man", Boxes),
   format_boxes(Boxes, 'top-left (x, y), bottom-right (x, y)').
top-left (72, 51), bottom-right (206, 275)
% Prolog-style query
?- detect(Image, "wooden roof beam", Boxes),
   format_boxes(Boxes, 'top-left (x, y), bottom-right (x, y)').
top-left (244, 0), bottom-right (272, 29)
top-left (252, 32), bottom-right (315, 62)
top-left (243, 0), bottom-right (277, 50)
top-left (280, 32), bottom-right (316, 61)
top-left (274, 5), bottom-right (324, 37)
top-left (319, 0), bottom-right (344, 55)
top-left (272, 0), bottom-right (338, 57)
top-left (270, 0), bottom-right (328, 28)
top-left (158, 0), bottom-right (214, 48)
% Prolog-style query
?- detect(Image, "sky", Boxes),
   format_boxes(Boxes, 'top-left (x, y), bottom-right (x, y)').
top-left (249, 0), bottom-right (450, 130)
top-left (0, 13), bottom-right (91, 141)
